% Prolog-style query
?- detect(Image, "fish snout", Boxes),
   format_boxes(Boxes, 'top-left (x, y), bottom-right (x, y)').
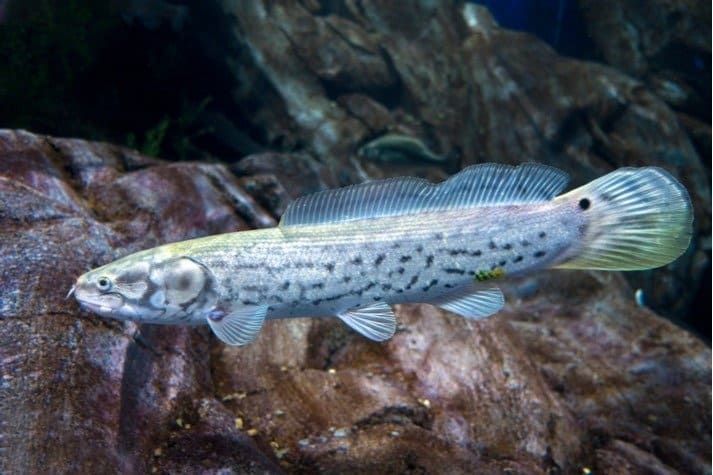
top-left (72, 274), bottom-right (125, 317)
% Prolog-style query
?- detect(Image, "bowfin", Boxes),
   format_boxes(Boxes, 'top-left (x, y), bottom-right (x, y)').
top-left (280, 163), bottom-right (569, 226)
top-left (433, 286), bottom-right (504, 319)
top-left (553, 167), bottom-right (693, 270)
top-left (206, 304), bottom-right (268, 346)
top-left (337, 302), bottom-right (396, 341)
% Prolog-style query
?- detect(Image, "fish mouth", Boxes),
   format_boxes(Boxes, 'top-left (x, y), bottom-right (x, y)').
top-left (77, 297), bottom-right (166, 321)
top-left (74, 290), bottom-right (125, 317)
top-left (77, 299), bottom-right (119, 316)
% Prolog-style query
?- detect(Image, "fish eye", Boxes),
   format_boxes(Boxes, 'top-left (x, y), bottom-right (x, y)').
top-left (578, 198), bottom-right (591, 210)
top-left (96, 276), bottom-right (113, 292)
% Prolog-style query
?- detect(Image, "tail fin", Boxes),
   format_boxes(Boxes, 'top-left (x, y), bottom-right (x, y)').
top-left (553, 167), bottom-right (693, 270)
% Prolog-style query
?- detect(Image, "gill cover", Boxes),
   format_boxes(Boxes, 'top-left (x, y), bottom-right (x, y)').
top-left (146, 256), bottom-right (217, 318)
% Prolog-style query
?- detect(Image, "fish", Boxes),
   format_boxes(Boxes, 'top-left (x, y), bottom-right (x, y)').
top-left (358, 133), bottom-right (448, 163)
top-left (71, 163), bottom-right (693, 346)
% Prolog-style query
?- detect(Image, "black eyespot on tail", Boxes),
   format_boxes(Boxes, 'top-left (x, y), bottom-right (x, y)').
top-left (579, 198), bottom-right (591, 210)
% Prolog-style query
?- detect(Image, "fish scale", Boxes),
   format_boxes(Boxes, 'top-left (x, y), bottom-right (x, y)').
top-left (72, 163), bottom-right (693, 346)
top-left (182, 203), bottom-right (578, 321)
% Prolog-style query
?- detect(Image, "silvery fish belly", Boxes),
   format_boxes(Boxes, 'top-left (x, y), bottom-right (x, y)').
top-left (72, 163), bottom-right (693, 346)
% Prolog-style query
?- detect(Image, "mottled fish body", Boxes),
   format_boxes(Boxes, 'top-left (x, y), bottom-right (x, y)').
top-left (73, 163), bottom-right (693, 345)
top-left (358, 133), bottom-right (447, 163)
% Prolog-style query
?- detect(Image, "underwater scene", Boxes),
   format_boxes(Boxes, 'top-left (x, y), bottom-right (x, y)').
top-left (0, 1), bottom-right (710, 473)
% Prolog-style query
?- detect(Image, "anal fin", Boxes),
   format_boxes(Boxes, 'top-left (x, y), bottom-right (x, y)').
top-left (433, 286), bottom-right (504, 319)
top-left (206, 304), bottom-right (268, 346)
top-left (338, 302), bottom-right (396, 341)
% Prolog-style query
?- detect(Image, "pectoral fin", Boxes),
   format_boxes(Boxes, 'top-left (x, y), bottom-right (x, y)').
top-left (434, 286), bottom-right (504, 319)
top-left (206, 304), bottom-right (268, 346)
top-left (338, 302), bottom-right (396, 341)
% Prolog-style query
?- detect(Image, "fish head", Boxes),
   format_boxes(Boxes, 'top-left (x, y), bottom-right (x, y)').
top-left (72, 250), bottom-right (216, 324)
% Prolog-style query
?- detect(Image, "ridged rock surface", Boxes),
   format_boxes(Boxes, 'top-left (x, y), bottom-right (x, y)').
top-left (222, 1), bottom-right (710, 322)
top-left (1, 129), bottom-right (709, 474)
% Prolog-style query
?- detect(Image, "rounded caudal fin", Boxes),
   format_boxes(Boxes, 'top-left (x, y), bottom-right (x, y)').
top-left (553, 167), bottom-right (693, 270)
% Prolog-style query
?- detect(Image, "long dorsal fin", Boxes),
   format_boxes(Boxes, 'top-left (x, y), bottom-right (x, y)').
top-left (280, 163), bottom-right (568, 227)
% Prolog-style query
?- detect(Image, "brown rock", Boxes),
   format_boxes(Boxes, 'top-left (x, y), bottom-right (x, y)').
top-left (1, 1), bottom-right (710, 472)
top-left (2, 129), bottom-right (708, 473)
top-left (0, 129), bottom-right (281, 474)
top-left (336, 94), bottom-right (393, 135)
top-left (577, 0), bottom-right (711, 120)
top-left (231, 151), bottom-right (330, 199)
top-left (222, 1), bottom-right (709, 318)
